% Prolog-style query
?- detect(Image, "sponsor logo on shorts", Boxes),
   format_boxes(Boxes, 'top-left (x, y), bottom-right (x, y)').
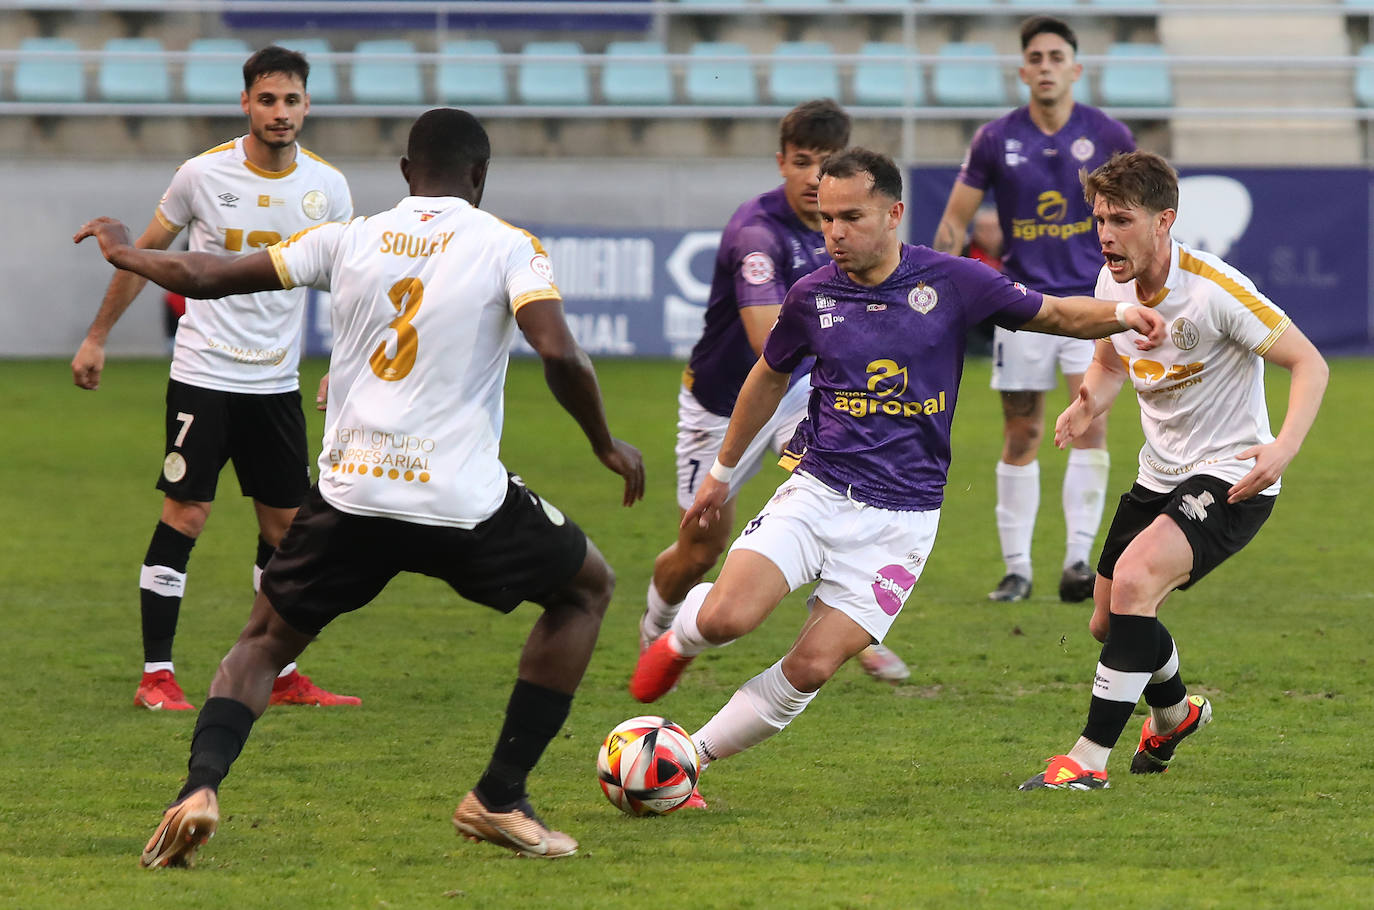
top-left (1178, 490), bottom-right (1215, 523)
top-left (872, 564), bottom-right (917, 616)
top-left (301, 189), bottom-right (328, 220)
top-left (162, 452), bottom-right (187, 483)
top-left (539, 496), bottom-right (567, 526)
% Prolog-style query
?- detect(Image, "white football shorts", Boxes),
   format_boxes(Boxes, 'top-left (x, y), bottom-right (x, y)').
top-left (990, 326), bottom-right (1094, 391)
top-left (674, 376), bottom-right (811, 510)
top-left (728, 471), bottom-right (939, 642)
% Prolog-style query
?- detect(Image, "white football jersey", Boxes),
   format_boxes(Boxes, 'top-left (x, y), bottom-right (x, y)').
top-left (1095, 238), bottom-right (1291, 495)
top-left (268, 195), bottom-right (562, 527)
top-left (157, 136), bottom-right (353, 393)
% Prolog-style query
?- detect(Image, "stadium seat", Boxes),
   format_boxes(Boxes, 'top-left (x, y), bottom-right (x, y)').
top-left (602, 41), bottom-right (673, 106)
top-left (932, 42), bottom-right (1005, 107)
top-left (1099, 43), bottom-right (1172, 107)
top-left (184, 38), bottom-right (251, 104)
top-left (686, 42), bottom-right (757, 105)
top-left (1356, 45), bottom-right (1374, 107)
top-left (517, 41), bottom-right (591, 106)
top-left (438, 40), bottom-right (508, 105)
top-left (99, 38), bottom-right (171, 103)
top-left (275, 38), bottom-right (339, 103)
top-left (852, 42), bottom-right (922, 107)
top-left (924, 0), bottom-right (996, 7)
top-left (350, 39), bottom-right (424, 105)
top-left (14, 37), bottom-right (84, 103)
top-left (768, 42), bottom-right (839, 105)
top-left (760, 0), bottom-right (833, 6)
top-left (839, 0), bottom-right (908, 6)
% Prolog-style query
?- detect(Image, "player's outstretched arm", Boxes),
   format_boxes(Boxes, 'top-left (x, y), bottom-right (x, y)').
top-left (72, 215), bottom-right (178, 390)
top-left (682, 357), bottom-right (790, 531)
top-left (1228, 323), bottom-right (1329, 503)
top-left (1054, 341), bottom-right (1127, 449)
top-left (75, 217), bottom-right (283, 301)
top-left (932, 182), bottom-right (984, 255)
top-left (1024, 295), bottom-right (1166, 349)
top-left (516, 298), bottom-right (644, 507)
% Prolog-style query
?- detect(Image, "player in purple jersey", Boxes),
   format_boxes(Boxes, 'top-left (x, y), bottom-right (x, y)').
top-left (629, 149), bottom-right (1165, 797)
top-left (934, 16), bottom-right (1137, 605)
top-left (641, 100), bottom-right (910, 686)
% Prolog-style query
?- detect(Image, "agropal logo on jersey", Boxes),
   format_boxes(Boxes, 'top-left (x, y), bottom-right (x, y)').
top-left (1010, 189), bottom-right (1092, 242)
top-left (831, 359), bottom-right (947, 419)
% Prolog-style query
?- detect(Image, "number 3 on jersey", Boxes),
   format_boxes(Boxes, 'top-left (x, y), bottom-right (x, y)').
top-left (370, 277), bottom-right (424, 381)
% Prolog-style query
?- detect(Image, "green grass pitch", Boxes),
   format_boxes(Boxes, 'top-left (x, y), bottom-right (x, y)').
top-left (1, 355), bottom-right (1371, 909)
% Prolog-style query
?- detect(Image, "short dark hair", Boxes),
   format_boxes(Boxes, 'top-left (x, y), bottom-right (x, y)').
top-left (818, 147), bottom-right (902, 202)
top-left (406, 108), bottom-right (491, 174)
top-left (779, 99), bottom-right (851, 154)
top-left (1082, 150), bottom-right (1179, 214)
top-left (1020, 16), bottom-right (1078, 54)
top-left (243, 45), bottom-right (309, 91)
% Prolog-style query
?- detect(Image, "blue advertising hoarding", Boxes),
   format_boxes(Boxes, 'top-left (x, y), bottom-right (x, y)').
top-left (305, 168), bottom-right (1374, 359)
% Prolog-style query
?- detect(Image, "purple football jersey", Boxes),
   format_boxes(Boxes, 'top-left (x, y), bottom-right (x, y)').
top-left (958, 104), bottom-right (1134, 296)
top-left (686, 186), bottom-right (828, 417)
top-left (764, 245), bottom-right (1043, 510)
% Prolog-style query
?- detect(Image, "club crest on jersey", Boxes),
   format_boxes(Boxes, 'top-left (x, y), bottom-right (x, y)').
top-left (1071, 137), bottom-right (1095, 162)
top-left (742, 251), bottom-right (775, 286)
top-left (907, 283), bottom-right (938, 314)
top-left (530, 254), bottom-right (555, 283)
top-left (301, 189), bottom-right (328, 220)
top-left (1171, 317), bottom-right (1200, 351)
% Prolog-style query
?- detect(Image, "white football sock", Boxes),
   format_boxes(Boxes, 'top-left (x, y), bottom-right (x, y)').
top-left (1063, 448), bottom-right (1110, 567)
top-left (669, 583), bottom-right (717, 657)
top-left (644, 580), bottom-right (680, 638)
top-left (995, 460), bottom-right (1039, 578)
top-left (253, 563), bottom-right (264, 594)
top-left (276, 661), bottom-right (297, 679)
top-left (692, 660), bottom-right (818, 767)
top-left (143, 661), bottom-right (174, 675)
top-left (1067, 735), bottom-right (1112, 773)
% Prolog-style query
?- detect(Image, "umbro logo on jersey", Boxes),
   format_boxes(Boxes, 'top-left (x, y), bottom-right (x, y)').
top-left (1178, 491), bottom-right (1215, 522)
top-left (218, 193), bottom-right (239, 207)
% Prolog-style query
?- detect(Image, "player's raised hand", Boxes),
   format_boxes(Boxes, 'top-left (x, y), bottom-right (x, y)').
top-left (682, 474), bottom-right (730, 531)
top-left (1227, 439), bottom-right (1297, 503)
top-left (1053, 384), bottom-right (1093, 449)
top-left (316, 373), bottom-right (330, 411)
top-left (597, 438), bottom-right (645, 507)
top-left (74, 216), bottom-right (133, 262)
top-left (1122, 304), bottom-right (1166, 350)
top-left (71, 337), bottom-right (106, 390)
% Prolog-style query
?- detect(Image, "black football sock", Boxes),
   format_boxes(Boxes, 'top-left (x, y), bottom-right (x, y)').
top-left (1142, 620), bottom-right (1187, 708)
top-left (140, 522), bottom-right (196, 665)
top-left (474, 680), bottom-right (573, 811)
top-left (1082, 613), bottom-right (1160, 749)
top-left (178, 697), bottom-right (256, 800)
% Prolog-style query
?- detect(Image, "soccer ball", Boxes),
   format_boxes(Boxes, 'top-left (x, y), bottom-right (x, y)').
top-left (597, 715), bottom-right (700, 816)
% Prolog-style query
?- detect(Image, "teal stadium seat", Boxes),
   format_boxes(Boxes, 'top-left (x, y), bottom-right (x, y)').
top-left (15, 37), bottom-right (84, 102)
top-left (602, 41), bottom-right (673, 105)
top-left (924, 0), bottom-right (996, 7)
top-left (99, 38), bottom-right (170, 103)
top-left (932, 42), bottom-right (1005, 107)
top-left (1356, 45), bottom-right (1374, 107)
top-left (761, 0), bottom-right (833, 6)
top-left (275, 38), bottom-right (339, 103)
top-left (852, 42), bottom-right (922, 107)
top-left (769, 42), bottom-right (839, 105)
top-left (438, 40), bottom-right (507, 105)
top-left (686, 42), bottom-right (757, 105)
top-left (1099, 43), bottom-right (1172, 107)
top-left (840, 0), bottom-right (909, 7)
top-left (350, 40), bottom-right (424, 105)
top-left (184, 38), bottom-right (250, 103)
top-left (518, 41), bottom-right (591, 106)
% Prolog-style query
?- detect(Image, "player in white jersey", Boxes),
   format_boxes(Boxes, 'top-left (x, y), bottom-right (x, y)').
top-left (77, 108), bottom-right (644, 864)
top-left (71, 46), bottom-right (358, 710)
top-left (1020, 151), bottom-right (1328, 791)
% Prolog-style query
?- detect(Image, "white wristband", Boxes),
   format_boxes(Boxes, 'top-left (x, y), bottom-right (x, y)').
top-left (708, 458), bottom-right (735, 484)
top-left (1114, 300), bottom-right (1134, 329)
